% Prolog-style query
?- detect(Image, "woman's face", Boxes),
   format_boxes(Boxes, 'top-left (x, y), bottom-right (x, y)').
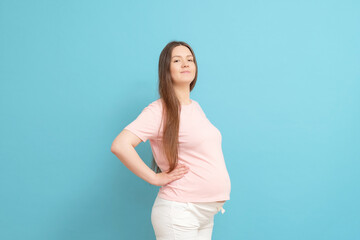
top-left (170, 45), bottom-right (196, 85)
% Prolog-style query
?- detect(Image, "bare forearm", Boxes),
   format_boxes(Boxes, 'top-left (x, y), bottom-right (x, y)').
top-left (111, 144), bottom-right (156, 185)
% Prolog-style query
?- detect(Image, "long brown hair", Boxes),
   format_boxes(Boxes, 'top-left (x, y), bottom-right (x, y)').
top-left (151, 41), bottom-right (198, 174)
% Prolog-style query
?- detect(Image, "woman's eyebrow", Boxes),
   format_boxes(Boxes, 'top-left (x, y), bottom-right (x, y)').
top-left (172, 55), bottom-right (193, 58)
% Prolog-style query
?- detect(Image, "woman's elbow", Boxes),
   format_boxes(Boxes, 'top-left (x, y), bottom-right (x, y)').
top-left (111, 140), bottom-right (127, 154)
top-left (110, 144), bottom-right (118, 154)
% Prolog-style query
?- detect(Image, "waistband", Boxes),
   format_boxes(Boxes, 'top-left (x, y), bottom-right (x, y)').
top-left (156, 196), bottom-right (226, 214)
top-left (190, 201), bottom-right (226, 214)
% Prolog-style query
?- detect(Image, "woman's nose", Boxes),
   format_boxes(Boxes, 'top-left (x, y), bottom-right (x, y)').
top-left (182, 60), bottom-right (189, 67)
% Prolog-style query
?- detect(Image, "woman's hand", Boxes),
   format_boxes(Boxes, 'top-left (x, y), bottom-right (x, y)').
top-left (152, 164), bottom-right (190, 186)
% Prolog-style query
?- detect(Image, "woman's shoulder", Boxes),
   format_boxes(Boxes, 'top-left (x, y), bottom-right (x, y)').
top-left (144, 98), bottom-right (163, 113)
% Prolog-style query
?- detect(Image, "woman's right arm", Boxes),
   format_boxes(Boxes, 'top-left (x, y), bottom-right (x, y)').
top-left (110, 129), bottom-right (189, 186)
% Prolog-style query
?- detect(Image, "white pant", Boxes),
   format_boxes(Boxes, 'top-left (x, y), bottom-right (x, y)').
top-left (151, 195), bottom-right (226, 240)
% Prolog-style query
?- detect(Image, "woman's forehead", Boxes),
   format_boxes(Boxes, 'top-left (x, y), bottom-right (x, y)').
top-left (172, 46), bottom-right (192, 56)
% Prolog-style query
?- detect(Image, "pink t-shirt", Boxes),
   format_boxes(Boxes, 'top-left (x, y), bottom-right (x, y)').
top-left (124, 98), bottom-right (231, 202)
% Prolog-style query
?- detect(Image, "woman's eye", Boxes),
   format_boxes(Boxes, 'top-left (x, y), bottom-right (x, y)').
top-left (174, 59), bottom-right (193, 62)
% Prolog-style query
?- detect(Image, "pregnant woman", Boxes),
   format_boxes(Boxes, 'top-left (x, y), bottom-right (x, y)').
top-left (111, 40), bottom-right (231, 240)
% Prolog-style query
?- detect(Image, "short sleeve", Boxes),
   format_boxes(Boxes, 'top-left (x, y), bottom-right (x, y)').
top-left (124, 103), bottom-right (161, 142)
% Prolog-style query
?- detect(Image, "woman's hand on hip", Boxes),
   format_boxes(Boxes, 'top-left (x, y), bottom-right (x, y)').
top-left (152, 164), bottom-right (189, 186)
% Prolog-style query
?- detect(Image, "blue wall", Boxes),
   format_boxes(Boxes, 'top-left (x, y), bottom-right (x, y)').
top-left (1, 0), bottom-right (359, 239)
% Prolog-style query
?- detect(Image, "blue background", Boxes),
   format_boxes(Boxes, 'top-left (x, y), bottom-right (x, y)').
top-left (1, 0), bottom-right (359, 239)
